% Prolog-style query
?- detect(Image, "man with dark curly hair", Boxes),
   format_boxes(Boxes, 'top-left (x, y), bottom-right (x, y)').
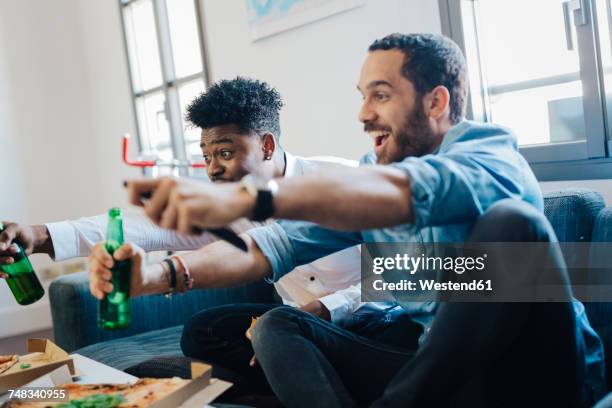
top-left (0, 77), bottom-right (415, 403)
top-left (184, 77), bottom-right (285, 183)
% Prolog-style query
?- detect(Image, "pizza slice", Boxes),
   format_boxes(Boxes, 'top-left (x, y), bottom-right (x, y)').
top-left (0, 355), bottom-right (18, 374)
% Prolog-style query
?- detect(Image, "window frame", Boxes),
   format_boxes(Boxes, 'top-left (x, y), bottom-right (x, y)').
top-left (439, 0), bottom-right (612, 181)
top-left (118, 0), bottom-right (211, 164)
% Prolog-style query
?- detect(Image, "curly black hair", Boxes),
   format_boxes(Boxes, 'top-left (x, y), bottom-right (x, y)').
top-left (185, 77), bottom-right (284, 138)
top-left (369, 33), bottom-right (467, 124)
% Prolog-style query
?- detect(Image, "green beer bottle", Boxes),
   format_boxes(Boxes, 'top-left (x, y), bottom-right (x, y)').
top-left (0, 223), bottom-right (45, 305)
top-left (98, 208), bottom-right (131, 330)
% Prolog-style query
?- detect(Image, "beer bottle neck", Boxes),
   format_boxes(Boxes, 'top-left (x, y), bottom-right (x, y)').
top-left (106, 208), bottom-right (124, 252)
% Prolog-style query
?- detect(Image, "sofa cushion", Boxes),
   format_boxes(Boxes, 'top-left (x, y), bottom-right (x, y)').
top-left (544, 189), bottom-right (605, 286)
top-left (592, 207), bottom-right (612, 243)
top-left (50, 272), bottom-right (275, 352)
top-left (588, 207), bottom-right (612, 389)
top-left (544, 189), bottom-right (605, 243)
top-left (74, 325), bottom-right (184, 371)
top-left (124, 355), bottom-right (195, 379)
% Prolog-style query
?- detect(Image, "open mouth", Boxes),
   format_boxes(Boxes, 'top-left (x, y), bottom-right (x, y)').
top-left (210, 177), bottom-right (233, 183)
top-left (369, 130), bottom-right (391, 149)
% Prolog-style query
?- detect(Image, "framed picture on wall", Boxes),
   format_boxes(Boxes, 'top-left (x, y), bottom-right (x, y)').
top-left (246, 0), bottom-right (366, 41)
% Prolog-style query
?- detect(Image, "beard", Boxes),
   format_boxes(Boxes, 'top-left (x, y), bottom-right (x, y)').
top-left (376, 102), bottom-right (438, 164)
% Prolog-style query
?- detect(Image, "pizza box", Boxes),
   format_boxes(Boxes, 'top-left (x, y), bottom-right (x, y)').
top-left (155, 362), bottom-right (234, 408)
top-left (1, 342), bottom-right (230, 407)
top-left (68, 356), bottom-right (224, 407)
top-left (1, 359), bottom-right (230, 408)
top-left (0, 339), bottom-right (75, 394)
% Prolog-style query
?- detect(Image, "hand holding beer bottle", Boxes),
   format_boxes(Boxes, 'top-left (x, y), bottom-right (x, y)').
top-left (88, 241), bottom-right (146, 301)
top-left (0, 223), bottom-right (55, 266)
top-left (89, 240), bottom-right (181, 303)
top-left (95, 208), bottom-right (135, 330)
top-left (88, 208), bottom-right (194, 307)
top-left (0, 223), bottom-right (45, 305)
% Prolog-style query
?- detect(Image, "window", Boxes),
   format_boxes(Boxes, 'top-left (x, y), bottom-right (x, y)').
top-left (120, 0), bottom-right (209, 166)
top-left (440, 0), bottom-right (612, 180)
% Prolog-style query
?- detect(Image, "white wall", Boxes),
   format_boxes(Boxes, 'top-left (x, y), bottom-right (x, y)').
top-left (0, 17), bottom-right (26, 223)
top-left (0, 0), bottom-right (139, 338)
top-left (74, 0), bottom-right (141, 210)
top-left (2, 0), bottom-right (97, 223)
top-left (0, 0), bottom-right (89, 336)
top-left (0, 7), bottom-right (36, 337)
top-left (0, 0), bottom-right (139, 225)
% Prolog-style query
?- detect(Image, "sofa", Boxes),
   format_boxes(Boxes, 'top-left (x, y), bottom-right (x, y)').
top-left (49, 189), bottom-right (612, 390)
top-left (49, 276), bottom-right (275, 376)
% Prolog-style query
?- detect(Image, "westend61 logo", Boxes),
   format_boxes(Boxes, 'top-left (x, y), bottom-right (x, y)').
top-left (362, 242), bottom-right (595, 302)
top-left (372, 253), bottom-right (488, 275)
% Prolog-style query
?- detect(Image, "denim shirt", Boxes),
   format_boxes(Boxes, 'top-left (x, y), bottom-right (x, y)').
top-left (248, 120), bottom-right (606, 400)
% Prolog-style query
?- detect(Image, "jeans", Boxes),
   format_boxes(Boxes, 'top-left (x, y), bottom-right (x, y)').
top-left (181, 303), bottom-right (279, 399)
top-left (181, 302), bottom-right (423, 401)
top-left (250, 199), bottom-right (585, 408)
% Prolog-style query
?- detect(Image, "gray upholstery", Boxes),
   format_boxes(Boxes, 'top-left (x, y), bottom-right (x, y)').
top-left (589, 207), bottom-right (612, 389)
top-left (76, 325), bottom-right (183, 371)
top-left (50, 272), bottom-right (274, 352)
top-left (544, 189), bottom-right (605, 281)
top-left (543, 189), bottom-right (605, 243)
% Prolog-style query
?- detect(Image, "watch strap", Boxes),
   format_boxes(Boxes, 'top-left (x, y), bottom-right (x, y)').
top-left (252, 189), bottom-right (274, 221)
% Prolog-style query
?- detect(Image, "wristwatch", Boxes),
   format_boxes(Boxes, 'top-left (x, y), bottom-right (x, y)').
top-left (240, 174), bottom-right (279, 221)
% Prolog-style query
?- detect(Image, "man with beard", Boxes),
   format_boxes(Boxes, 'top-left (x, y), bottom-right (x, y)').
top-left (90, 33), bottom-right (605, 407)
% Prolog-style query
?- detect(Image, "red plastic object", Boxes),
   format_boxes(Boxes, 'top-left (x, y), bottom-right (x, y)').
top-left (122, 134), bottom-right (206, 168)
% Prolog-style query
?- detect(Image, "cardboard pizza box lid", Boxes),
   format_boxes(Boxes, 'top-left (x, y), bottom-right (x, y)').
top-left (0, 338), bottom-right (75, 394)
top-left (179, 378), bottom-right (232, 408)
top-left (148, 362), bottom-right (213, 408)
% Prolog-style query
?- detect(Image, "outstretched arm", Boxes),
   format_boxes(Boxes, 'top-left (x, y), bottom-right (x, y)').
top-left (88, 219), bottom-right (362, 299)
top-left (88, 234), bottom-right (271, 299)
top-left (0, 211), bottom-right (227, 265)
top-left (127, 166), bottom-right (412, 234)
top-left (272, 166), bottom-right (412, 230)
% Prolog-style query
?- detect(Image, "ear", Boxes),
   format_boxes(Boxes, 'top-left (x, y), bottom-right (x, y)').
top-left (423, 85), bottom-right (451, 120)
top-left (261, 133), bottom-right (276, 160)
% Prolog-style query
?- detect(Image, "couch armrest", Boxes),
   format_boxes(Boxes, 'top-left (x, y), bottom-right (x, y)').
top-left (49, 271), bottom-right (274, 352)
